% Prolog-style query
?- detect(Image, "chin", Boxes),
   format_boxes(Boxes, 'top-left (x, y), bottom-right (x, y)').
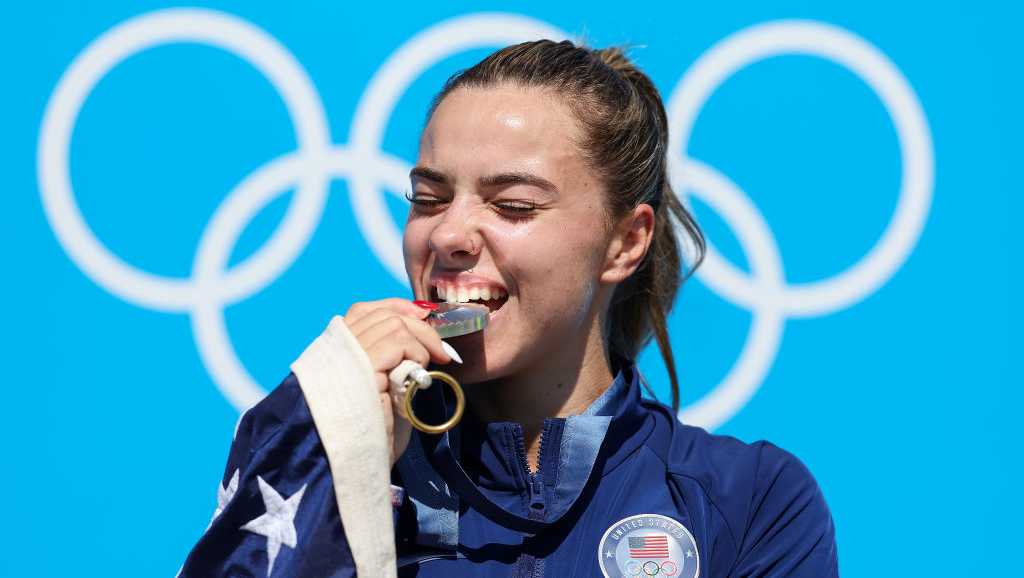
top-left (438, 330), bottom-right (521, 385)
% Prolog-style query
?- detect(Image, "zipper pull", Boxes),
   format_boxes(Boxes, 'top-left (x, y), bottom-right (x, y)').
top-left (528, 473), bottom-right (545, 517)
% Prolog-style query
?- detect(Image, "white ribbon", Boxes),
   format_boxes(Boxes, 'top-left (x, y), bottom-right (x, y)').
top-left (290, 315), bottom-right (397, 577)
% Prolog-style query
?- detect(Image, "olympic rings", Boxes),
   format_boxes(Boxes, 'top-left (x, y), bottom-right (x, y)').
top-left (37, 9), bottom-right (932, 427)
top-left (642, 560), bottom-right (661, 575)
top-left (627, 559), bottom-right (679, 576)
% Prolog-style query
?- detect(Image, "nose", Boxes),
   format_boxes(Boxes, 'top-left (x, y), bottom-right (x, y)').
top-left (428, 203), bottom-right (482, 268)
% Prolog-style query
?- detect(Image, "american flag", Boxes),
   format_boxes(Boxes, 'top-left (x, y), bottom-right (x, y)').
top-left (628, 535), bottom-right (670, 559)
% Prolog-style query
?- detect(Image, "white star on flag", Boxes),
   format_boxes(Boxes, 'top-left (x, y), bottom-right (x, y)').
top-left (205, 469), bottom-right (240, 531)
top-left (215, 471), bottom-right (240, 518)
top-left (241, 476), bottom-right (307, 576)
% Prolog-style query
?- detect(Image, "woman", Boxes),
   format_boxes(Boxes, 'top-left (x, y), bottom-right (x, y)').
top-left (182, 40), bottom-right (838, 577)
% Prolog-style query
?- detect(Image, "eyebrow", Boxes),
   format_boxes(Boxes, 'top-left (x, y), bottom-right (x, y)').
top-left (479, 171), bottom-right (559, 195)
top-left (409, 166), bottom-right (449, 185)
top-left (410, 166), bottom-right (559, 196)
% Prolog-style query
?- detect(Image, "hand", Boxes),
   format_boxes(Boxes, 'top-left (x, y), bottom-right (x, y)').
top-left (343, 298), bottom-right (452, 467)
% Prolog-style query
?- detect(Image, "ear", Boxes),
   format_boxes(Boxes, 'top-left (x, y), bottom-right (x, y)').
top-left (600, 203), bottom-right (656, 284)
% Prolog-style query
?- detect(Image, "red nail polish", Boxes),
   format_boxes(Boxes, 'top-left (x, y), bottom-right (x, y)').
top-left (412, 300), bottom-right (439, 310)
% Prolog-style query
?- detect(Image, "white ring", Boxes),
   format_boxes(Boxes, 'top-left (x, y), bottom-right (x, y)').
top-left (38, 8), bottom-right (331, 312)
top-left (668, 19), bottom-right (934, 317)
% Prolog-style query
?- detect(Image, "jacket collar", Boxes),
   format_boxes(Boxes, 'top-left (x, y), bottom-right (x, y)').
top-left (395, 361), bottom-right (649, 549)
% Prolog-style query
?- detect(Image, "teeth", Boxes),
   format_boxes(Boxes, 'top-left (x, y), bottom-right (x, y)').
top-left (433, 283), bottom-right (507, 304)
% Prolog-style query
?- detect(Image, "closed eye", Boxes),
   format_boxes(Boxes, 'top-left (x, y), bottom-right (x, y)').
top-left (495, 201), bottom-right (536, 212)
top-left (492, 200), bottom-right (540, 221)
top-left (404, 191), bottom-right (448, 210)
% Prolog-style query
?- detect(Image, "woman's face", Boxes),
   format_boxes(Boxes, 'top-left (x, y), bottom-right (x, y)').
top-left (403, 85), bottom-right (618, 383)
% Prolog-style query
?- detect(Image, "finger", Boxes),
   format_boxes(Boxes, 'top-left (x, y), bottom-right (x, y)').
top-left (365, 331), bottom-right (431, 376)
top-left (348, 309), bottom-right (405, 342)
top-left (353, 315), bottom-right (413, 356)
top-left (344, 298), bottom-right (430, 327)
top-left (346, 303), bottom-right (433, 345)
top-left (388, 384), bottom-right (408, 421)
top-left (392, 400), bottom-right (412, 439)
top-left (393, 315), bottom-right (451, 365)
top-left (380, 390), bottom-right (394, 431)
top-left (342, 300), bottom-right (373, 326)
top-left (388, 385), bottom-right (413, 431)
top-left (374, 297), bottom-right (434, 319)
top-left (351, 312), bottom-right (451, 366)
top-left (388, 392), bottom-right (414, 465)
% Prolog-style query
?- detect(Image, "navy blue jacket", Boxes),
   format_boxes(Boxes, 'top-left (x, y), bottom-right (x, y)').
top-left (181, 363), bottom-right (838, 577)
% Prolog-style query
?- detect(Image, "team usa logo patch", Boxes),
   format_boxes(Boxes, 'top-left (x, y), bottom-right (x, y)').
top-left (598, 514), bottom-right (700, 577)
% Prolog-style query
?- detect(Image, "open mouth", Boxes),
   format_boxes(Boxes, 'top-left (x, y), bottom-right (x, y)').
top-left (430, 285), bottom-right (509, 313)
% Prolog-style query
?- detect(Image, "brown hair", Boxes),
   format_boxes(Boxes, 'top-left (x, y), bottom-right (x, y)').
top-left (428, 40), bottom-right (705, 410)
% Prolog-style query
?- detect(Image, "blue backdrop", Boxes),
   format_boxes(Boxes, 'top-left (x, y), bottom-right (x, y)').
top-left (3, 1), bottom-right (1019, 575)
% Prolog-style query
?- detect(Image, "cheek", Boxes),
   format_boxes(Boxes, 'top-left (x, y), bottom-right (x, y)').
top-left (402, 222), bottom-right (431, 275)
top-left (507, 223), bottom-right (606, 312)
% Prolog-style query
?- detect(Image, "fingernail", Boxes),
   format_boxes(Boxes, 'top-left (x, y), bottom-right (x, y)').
top-left (413, 300), bottom-right (439, 311)
top-left (441, 341), bottom-right (463, 364)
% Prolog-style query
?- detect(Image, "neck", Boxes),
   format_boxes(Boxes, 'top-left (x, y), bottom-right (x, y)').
top-left (465, 317), bottom-right (614, 473)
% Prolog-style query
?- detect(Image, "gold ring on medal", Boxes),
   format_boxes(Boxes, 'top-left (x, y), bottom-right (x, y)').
top-left (404, 371), bottom-right (465, 434)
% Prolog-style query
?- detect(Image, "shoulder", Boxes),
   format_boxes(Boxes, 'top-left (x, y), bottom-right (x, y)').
top-left (637, 398), bottom-right (838, 574)
top-left (639, 397), bottom-right (802, 492)
top-left (640, 399), bottom-right (835, 548)
top-left (668, 417), bottom-right (816, 505)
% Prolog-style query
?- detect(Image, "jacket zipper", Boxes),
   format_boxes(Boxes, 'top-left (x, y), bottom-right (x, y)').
top-left (511, 422), bottom-right (550, 578)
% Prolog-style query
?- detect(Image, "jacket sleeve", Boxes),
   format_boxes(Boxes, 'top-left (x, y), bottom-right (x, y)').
top-left (178, 373), bottom-right (358, 578)
top-left (729, 443), bottom-right (839, 577)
